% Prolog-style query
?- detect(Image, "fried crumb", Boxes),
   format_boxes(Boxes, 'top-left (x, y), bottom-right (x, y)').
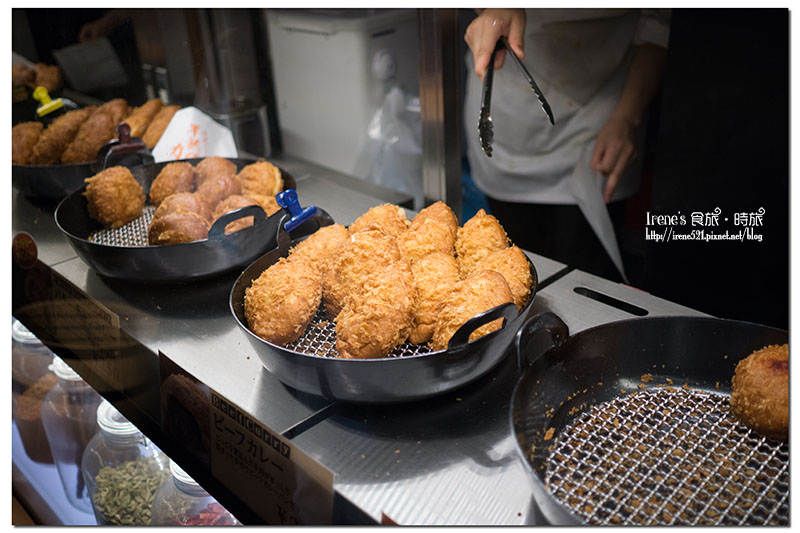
top-left (665, 377), bottom-right (674, 385)
top-left (682, 383), bottom-right (690, 391)
top-left (715, 381), bottom-right (720, 390)
top-left (544, 427), bottom-right (555, 441)
top-left (641, 373), bottom-right (654, 383)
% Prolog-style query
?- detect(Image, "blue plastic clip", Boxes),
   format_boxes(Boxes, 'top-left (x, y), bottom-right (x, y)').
top-left (276, 189), bottom-right (318, 232)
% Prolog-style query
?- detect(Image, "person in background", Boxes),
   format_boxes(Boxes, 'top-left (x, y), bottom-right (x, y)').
top-left (463, 9), bottom-right (669, 281)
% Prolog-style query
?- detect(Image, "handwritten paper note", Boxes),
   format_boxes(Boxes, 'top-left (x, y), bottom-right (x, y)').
top-left (151, 106), bottom-right (238, 162)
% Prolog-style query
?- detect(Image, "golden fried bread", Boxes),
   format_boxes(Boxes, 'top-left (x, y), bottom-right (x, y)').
top-left (30, 107), bottom-right (93, 164)
top-left (154, 192), bottom-right (212, 223)
top-left (322, 229), bottom-right (402, 318)
top-left (289, 224), bottom-right (350, 275)
top-left (431, 270), bottom-right (513, 351)
top-left (195, 172), bottom-right (241, 210)
top-left (12, 122), bottom-right (43, 165)
top-left (142, 105), bottom-right (179, 148)
top-left (348, 203), bottom-right (410, 237)
top-left (398, 217), bottom-right (456, 263)
top-left (244, 193), bottom-right (282, 217)
top-left (336, 261), bottom-right (416, 359)
top-left (148, 212), bottom-right (209, 245)
top-left (123, 98), bottom-right (163, 138)
top-left (61, 109), bottom-right (116, 164)
top-left (210, 195), bottom-right (260, 234)
top-left (149, 162), bottom-right (196, 207)
top-left (411, 201), bottom-right (458, 238)
top-left (472, 246), bottom-right (532, 310)
top-left (245, 255), bottom-right (322, 346)
top-left (409, 252), bottom-right (461, 345)
top-left (84, 166), bottom-right (145, 228)
top-left (730, 343), bottom-right (789, 440)
top-left (456, 208), bottom-right (510, 277)
top-left (236, 161), bottom-right (283, 197)
top-left (196, 156), bottom-right (236, 189)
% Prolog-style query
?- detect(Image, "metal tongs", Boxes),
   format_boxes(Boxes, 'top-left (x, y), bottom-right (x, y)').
top-left (478, 38), bottom-right (555, 157)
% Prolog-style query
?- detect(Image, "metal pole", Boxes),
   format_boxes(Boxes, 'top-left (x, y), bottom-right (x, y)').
top-left (417, 8), bottom-right (463, 222)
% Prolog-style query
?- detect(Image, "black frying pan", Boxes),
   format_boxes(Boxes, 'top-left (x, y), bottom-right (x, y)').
top-left (510, 313), bottom-right (789, 526)
top-left (55, 157), bottom-right (310, 283)
top-left (230, 222), bottom-right (540, 404)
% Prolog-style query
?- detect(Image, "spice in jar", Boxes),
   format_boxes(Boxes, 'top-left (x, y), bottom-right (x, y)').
top-left (15, 373), bottom-right (58, 421)
top-left (93, 456), bottom-right (168, 525)
top-left (14, 373), bottom-right (58, 464)
top-left (175, 503), bottom-right (240, 526)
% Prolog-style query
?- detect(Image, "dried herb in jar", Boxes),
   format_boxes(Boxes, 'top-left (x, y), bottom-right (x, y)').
top-left (93, 456), bottom-right (168, 526)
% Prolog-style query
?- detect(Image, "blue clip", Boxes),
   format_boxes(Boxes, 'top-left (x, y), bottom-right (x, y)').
top-left (276, 189), bottom-right (318, 232)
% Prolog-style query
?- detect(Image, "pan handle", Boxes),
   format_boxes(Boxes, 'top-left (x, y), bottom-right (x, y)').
top-left (447, 302), bottom-right (518, 352)
top-left (514, 312), bottom-right (570, 370)
top-left (95, 122), bottom-right (155, 170)
top-left (272, 207), bottom-right (337, 255)
top-left (208, 205), bottom-right (267, 240)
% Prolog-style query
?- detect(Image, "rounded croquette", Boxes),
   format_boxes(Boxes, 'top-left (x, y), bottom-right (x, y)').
top-left (83, 166), bottom-right (145, 228)
top-left (730, 343), bottom-right (789, 440)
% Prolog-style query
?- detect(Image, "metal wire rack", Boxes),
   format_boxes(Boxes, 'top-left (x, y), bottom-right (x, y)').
top-left (88, 207), bottom-right (156, 247)
top-left (284, 306), bottom-right (434, 359)
top-left (544, 388), bottom-right (789, 526)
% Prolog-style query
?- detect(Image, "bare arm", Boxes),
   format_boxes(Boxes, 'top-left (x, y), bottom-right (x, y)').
top-left (591, 44), bottom-right (667, 202)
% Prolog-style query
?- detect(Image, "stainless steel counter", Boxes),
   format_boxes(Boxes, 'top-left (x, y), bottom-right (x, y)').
top-left (292, 269), bottom-right (708, 525)
top-left (11, 155), bottom-right (706, 525)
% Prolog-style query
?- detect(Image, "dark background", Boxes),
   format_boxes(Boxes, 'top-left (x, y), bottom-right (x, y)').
top-left (639, 8), bottom-right (789, 329)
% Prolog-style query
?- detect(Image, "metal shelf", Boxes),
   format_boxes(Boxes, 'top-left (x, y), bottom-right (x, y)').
top-left (11, 156), bottom-right (705, 524)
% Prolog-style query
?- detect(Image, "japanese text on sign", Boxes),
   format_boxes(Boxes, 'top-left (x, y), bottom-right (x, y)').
top-left (209, 390), bottom-right (334, 525)
top-left (168, 123), bottom-right (209, 160)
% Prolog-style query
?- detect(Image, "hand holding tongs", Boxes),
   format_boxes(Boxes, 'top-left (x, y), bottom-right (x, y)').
top-left (478, 38), bottom-right (555, 158)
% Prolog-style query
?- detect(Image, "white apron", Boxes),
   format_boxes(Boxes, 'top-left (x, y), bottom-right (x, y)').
top-left (463, 9), bottom-right (670, 281)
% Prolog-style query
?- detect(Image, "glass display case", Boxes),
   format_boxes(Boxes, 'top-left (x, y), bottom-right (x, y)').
top-left (11, 6), bottom-right (790, 527)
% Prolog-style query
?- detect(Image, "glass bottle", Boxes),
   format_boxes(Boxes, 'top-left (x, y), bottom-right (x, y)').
top-left (81, 400), bottom-right (169, 526)
top-left (12, 318), bottom-right (56, 464)
top-left (151, 459), bottom-right (240, 526)
top-left (40, 356), bottom-right (102, 512)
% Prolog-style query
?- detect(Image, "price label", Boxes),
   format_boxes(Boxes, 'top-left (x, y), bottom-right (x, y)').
top-left (209, 389), bottom-right (334, 525)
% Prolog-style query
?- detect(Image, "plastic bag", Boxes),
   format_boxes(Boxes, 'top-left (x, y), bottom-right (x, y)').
top-left (353, 87), bottom-right (424, 210)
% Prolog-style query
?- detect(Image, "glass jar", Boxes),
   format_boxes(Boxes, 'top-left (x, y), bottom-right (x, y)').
top-left (40, 356), bottom-right (102, 512)
top-left (151, 460), bottom-right (240, 526)
top-left (81, 400), bottom-right (169, 526)
top-left (12, 318), bottom-right (54, 393)
top-left (12, 318), bottom-right (56, 464)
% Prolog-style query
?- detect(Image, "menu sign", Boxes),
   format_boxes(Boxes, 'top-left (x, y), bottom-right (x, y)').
top-left (209, 389), bottom-right (334, 524)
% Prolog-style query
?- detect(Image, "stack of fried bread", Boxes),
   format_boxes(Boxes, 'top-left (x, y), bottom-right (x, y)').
top-left (12, 97), bottom-right (179, 165)
top-left (82, 157), bottom-right (283, 245)
top-left (244, 203), bottom-right (534, 358)
top-left (147, 158), bottom-right (283, 245)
